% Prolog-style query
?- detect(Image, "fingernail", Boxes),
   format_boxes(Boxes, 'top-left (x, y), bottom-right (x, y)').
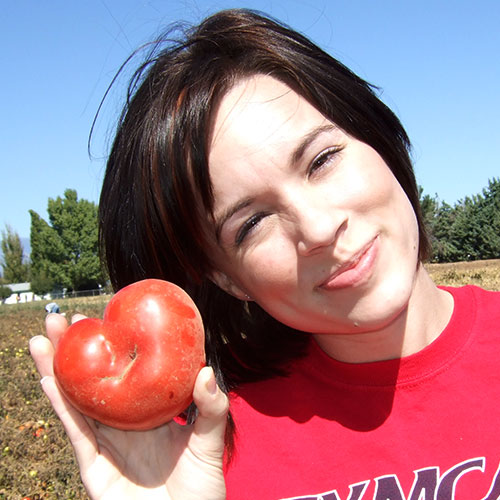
top-left (207, 370), bottom-right (218, 395)
top-left (40, 376), bottom-right (50, 386)
top-left (29, 336), bottom-right (44, 352)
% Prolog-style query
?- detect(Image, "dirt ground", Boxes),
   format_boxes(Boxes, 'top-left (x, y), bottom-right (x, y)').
top-left (0, 297), bottom-right (108, 500)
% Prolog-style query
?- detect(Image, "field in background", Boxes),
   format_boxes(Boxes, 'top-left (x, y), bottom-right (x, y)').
top-left (1, 260), bottom-right (499, 499)
top-left (0, 296), bottom-right (109, 500)
top-left (425, 258), bottom-right (500, 290)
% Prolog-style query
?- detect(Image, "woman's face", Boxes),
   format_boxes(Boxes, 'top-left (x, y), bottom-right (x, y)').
top-left (207, 75), bottom-right (420, 335)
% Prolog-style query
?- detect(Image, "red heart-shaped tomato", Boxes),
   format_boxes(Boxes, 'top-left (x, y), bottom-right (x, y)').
top-left (53, 279), bottom-right (205, 430)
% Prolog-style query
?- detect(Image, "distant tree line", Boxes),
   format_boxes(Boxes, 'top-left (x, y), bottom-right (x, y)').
top-left (1, 180), bottom-right (499, 298)
top-left (420, 177), bottom-right (500, 263)
top-left (0, 224), bottom-right (30, 299)
top-left (1, 189), bottom-right (107, 296)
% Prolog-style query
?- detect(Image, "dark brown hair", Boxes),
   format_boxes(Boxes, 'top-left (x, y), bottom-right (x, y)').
top-left (99, 8), bottom-right (430, 392)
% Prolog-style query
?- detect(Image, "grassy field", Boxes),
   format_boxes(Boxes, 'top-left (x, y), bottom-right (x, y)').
top-left (0, 297), bottom-right (109, 500)
top-left (1, 260), bottom-right (499, 499)
top-left (425, 258), bottom-right (500, 290)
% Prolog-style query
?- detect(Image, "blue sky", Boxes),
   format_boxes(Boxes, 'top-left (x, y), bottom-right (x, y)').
top-left (2, 0), bottom-right (499, 241)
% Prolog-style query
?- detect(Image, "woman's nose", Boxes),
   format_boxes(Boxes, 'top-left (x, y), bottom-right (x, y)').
top-left (294, 195), bottom-right (345, 256)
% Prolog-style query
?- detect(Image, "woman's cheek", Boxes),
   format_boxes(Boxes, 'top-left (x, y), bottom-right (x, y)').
top-left (243, 243), bottom-right (297, 290)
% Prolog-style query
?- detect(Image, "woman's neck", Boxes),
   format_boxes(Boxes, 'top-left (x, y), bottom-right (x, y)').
top-left (313, 267), bottom-right (455, 364)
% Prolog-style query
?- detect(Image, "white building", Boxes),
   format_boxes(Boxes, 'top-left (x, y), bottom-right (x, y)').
top-left (3, 282), bottom-right (41, 304)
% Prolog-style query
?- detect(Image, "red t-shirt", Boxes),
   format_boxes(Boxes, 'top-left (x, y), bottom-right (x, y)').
top-left (224, 286), bottom-right (500, 500)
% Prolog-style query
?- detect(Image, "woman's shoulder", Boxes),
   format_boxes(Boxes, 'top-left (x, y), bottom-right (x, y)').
top-left (440, 283), bottom-right (499, 300)
top-left (442, 284), bottom-right (500, 333)
top-left (444, 283), bottom-right (500, 305)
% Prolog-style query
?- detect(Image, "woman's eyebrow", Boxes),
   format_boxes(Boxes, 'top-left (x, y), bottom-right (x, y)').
top-left (290, 124), bottom-right (337, 166)
top-left (215, 197), bottom-right (254, 241)
top-left (214, 125), bottom-right (337, 241)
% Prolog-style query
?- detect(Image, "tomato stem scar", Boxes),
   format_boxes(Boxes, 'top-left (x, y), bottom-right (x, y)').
top-left (101, 344), bottom-right (138, 382)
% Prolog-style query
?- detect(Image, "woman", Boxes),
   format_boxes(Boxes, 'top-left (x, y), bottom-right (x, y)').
top-left (30, 9), bottom-right (500, 500)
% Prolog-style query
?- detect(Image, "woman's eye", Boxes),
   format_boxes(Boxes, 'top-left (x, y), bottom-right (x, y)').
top-left (235, 212), bottom-right (267, 246)
top-left (308, 147), bottom-right (342, 177)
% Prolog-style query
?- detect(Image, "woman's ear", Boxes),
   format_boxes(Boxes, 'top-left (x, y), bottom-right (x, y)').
top-left (210, 271), bottom-right (252, 301)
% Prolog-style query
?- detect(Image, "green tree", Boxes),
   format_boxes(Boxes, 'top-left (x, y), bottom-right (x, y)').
top-left (477, 178), bottom-right (500, 259)
top-left (1, 225), bottom-right (29, 283)
top-left (0, 284), bottom-right (13, 302)
top-left (426, 177), bottom-right (500, 263)
top-left (418, 188), bottom-right (458, 263)
top-left (418, 187), bottom-right (439, 257)
top-left (30, 189), bottom-right (105, 295)
top-left (431, 201), bottom-right (459, 262)
top-left (446, 181), bottom-right (500, 262)
top-left (447, 196), bottom-right (482, 261)
top-left (420, 177), bottom-right (500, 263)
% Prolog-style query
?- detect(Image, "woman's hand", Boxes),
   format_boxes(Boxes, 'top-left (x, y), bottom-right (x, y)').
top-left (29, 313), bottom-right (229, 500)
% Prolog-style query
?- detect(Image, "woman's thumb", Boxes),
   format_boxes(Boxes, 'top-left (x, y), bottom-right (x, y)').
top-left (191, 366), bottom-right (230, 461)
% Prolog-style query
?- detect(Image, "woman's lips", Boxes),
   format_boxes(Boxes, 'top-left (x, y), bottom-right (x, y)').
top-left (319, 237), bottom-right (379, 290)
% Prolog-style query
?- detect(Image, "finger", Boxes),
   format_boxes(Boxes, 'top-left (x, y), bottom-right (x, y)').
top-left (29, 335), bottom-right (56, 378)
top-left (39, 376), bottom-right (99, 471)
top-left (31, 319), bottom-right (100, 472)
top-left (191, 366), bottom-right (229, 461)
top-left (45, 313), bottom-right (69, 348)
top-left (71, 313), bottom-right (87, 324)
